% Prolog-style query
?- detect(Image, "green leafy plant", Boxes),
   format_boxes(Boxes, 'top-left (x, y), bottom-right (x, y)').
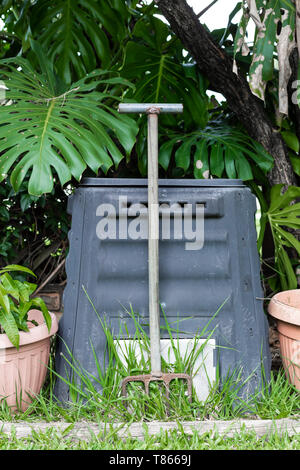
top-left (234, 0), bottom-right (296, 114)
top-left (267, 185), bottom-right (300, 290)
top-left (120, 13), bottom-right (210, 175)
top-left (0, 179), bottom-right (69, 287)
top-left (158, 122), bottom-right (274, 180)
top-left (0, 0), bottom-right (299, 296)
top-left (0, 0), bottom-right (132, 84)
top-left (28, 0), bottom-right (130, 84)
top-left (0, 40), bottom-right (138, 196)
top-left (121, 15), bottom-right (209, 130)
top-left (252, 183), bottom-right (300, 291)
top-left (0, 264), bottom-right (51, 349)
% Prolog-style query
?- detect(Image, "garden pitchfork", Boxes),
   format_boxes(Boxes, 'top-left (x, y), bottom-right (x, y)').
top-left (118, 103), bottom-right (193, 408)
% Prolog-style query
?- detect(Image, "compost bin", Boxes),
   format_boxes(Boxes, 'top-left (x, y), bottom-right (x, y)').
top-left (54, 178), bottom-right (271, 402)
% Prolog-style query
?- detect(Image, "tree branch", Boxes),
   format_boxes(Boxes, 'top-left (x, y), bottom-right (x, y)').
top-left (196, 0), bottom-right (219, 18)
top-left (155, 0), bottom-right (297, 186)
top-left (34, 258), bottom-right (66, 296)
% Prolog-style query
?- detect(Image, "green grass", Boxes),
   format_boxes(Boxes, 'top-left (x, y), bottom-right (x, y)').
top-left (0, 296), bottom-right (299, 450)
top-left (1, 311), bottom-right (299, 424)
top-left (5, 365), bottom-right (296, 425)
top-left (0, 426), bottom-right (300, 450)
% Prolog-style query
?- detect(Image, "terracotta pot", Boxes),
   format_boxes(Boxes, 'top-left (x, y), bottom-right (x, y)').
top-left (268, 290), bottom-right (300, 390)
top-left (0, 309), bottom-right (58, 412)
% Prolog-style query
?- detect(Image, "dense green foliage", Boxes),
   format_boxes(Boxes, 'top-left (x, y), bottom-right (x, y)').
top-left (0, 264), bottom-right (51, 348)
top-left (0, 180), bottom-right (69, 286)
top-left (234, 0), bottom-right (295, 111)
top-left (0, 1), bottom-right (273, 188)
top-left (0, 0), bottom-right (299, 294)
top-left (0, 45), bottom-right (138, 195)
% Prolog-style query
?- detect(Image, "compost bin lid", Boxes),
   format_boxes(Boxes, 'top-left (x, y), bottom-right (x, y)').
top-left (80, 178), bottom-right (245, 188)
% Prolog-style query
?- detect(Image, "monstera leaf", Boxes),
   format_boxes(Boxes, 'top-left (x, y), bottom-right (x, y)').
top-left (121, 15), bottom-right (209, 131)
top-left (158, 123), bottom-right (274, 180)
top-left (3, 0), bottom-right (130, 84)
top-left (0, 45), bottom-right (138, 196)
top-left (120, 13), bottom-right (209, 175)
top-left (267, 185), bottom-right (300, 290)
top-left (252, 183), bottom-right (300, 290)
top-left (234, 0), bottom-right (296, 113)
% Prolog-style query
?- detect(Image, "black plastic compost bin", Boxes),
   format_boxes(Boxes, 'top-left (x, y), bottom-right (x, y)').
top-left (54, 178), bottom-right (271, 402)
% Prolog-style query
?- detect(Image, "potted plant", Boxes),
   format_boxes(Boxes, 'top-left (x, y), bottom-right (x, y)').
top-left (268, 289), bottom-right (300, 391)
top-left (0, 264), bottom-right (58, 412)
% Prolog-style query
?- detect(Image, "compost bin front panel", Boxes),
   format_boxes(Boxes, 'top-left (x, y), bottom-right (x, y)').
top-left (54, 179), bottom-right (270, 402)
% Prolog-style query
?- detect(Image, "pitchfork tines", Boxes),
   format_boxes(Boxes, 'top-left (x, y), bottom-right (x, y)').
top-left (121, 372), bottom-right (193, 407)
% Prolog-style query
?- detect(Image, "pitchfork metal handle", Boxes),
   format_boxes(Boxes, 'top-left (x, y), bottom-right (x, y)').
top-left (118, 103), bottom-right (183, 114)
top-left (118, 103), bottom-right (183, 375)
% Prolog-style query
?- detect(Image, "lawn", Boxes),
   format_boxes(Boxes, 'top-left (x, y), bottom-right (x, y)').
top-left (0, 307), bottom-right (299, 451)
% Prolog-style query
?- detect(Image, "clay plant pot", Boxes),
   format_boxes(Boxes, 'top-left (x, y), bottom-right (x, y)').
top-left (268, 290), bottom-right (300, 390)
top-left (0, 309), bottom-right (58, 412)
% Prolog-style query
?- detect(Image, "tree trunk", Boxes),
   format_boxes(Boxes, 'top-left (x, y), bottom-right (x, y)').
top-left (288, 47), bottom-right (300, 148)
top-left (155, 0), bottom-right (297, 187)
